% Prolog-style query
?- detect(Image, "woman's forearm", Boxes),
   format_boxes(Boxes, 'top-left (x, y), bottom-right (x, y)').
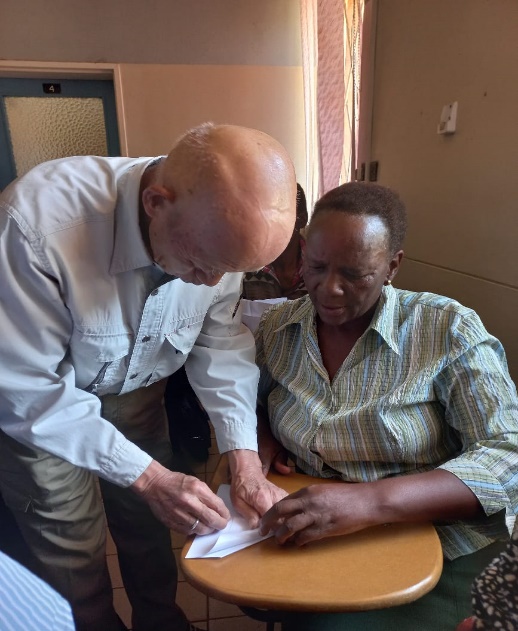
top-left (368, 468), bottom-right (484, 525)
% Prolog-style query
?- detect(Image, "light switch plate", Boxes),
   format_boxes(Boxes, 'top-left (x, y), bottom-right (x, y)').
top-left (437, 101), bottom-right (458, 135)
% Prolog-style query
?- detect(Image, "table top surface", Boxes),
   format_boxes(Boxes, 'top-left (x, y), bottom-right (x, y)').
top-left (181, 459), bottom-right (443, 612)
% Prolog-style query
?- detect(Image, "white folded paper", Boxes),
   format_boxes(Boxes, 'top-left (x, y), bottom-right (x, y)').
top-left (241, 298), bottom-right (287, 333)
top-left (185, 484), bottom-right (273, 558)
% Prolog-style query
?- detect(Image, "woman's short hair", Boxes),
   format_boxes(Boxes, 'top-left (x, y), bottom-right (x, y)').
top-left (311, 182), bottom-right (407, 254)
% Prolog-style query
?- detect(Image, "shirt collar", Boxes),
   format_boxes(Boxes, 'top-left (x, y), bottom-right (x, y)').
top-left (368, 284), bottom-right (400, 354)
top-left (272, 296), bottom-right (314, 334)
top-left (110, 157), bottom-right (159, 275)
top-left (271, 286), bottom-right (400, 354)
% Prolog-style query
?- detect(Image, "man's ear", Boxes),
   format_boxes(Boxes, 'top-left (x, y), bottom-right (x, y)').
top-left (387, 250), bottom-right (404, 283)
top-left (141, 185), bottom-right (175, 218)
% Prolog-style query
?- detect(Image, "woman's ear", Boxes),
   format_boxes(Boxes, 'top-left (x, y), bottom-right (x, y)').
top-left (386, 250), bottom-right (404, 284)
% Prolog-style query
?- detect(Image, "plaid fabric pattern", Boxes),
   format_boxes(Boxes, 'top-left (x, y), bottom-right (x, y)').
top-left (256, 285), bottom-right (518, 559)
top-left (242, 239), bottom-right (306, 301)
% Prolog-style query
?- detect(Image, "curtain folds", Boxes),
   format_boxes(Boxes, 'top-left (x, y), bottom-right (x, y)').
top-left (300, 0), bottom-right (365, 209)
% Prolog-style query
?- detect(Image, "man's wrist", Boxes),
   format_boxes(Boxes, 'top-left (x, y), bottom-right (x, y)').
top-left (226, 448), bottom-right (263, 477)
top-left (130, 459), bottom-right (163, 496)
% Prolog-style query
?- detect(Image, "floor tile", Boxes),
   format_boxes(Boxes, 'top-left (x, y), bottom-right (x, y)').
top-left (106, 529), bottom-right (117, 555)
top-left (174, 547), bottom-right (186, 582)
top-left (208, 597), bottom-right (245, 619)
top-left (171, 530), bottom-right (187, 550)
top-left (205, 453), bottom-right (222, 473)
top-left (190, 459), bottom-right (208, 475)
top-left (176, 580), bottom-right (208, 623)
top-left (209, 615), bottom-right (273, 630)
top-left (113, 587), bottom-right (132, 629)
top-left (107, 553), bottom-right (123, 588)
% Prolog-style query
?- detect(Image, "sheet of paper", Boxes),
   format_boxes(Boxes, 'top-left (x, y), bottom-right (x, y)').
top-left (241, 297), bottom-right (287, 333)
top-left (185, 484), bottom-right (273, 558)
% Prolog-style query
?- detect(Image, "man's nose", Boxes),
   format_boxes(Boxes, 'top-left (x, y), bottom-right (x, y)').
top-left (197, 269), bottom-right (224, 286)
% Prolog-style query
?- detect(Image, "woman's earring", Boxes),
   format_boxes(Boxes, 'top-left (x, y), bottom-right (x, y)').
top-left (385, 279), bottom-right (392, 286)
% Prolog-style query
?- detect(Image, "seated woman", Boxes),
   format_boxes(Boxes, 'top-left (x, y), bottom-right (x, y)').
top-left (255, 182), bottom-right (518, 631)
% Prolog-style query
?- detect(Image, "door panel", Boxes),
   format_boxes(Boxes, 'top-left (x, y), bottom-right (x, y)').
top-left (0, 78), bottom-right (120, 189)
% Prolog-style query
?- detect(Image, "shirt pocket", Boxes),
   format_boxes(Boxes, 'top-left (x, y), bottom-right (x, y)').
top-left (71, 326), bottom-right (133, 392)
top-left (164, 315), bottom-right (205, 355)
top-left (146, 316), bottom-right (205, 385)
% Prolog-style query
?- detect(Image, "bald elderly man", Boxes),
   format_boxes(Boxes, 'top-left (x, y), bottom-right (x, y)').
top-left (0, 123), bottom-right (296, 631)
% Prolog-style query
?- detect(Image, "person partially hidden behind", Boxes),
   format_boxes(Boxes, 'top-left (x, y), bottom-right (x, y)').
top-left (242, 182), bottom-right (308, 300)
top-left (255, 182), bottom-right (518, 631)
top-left (0, 122), bottom-right (296, 631)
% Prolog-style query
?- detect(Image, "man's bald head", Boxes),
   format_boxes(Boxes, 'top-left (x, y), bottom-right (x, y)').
top-left (141, 122), bottom-right (297, 285)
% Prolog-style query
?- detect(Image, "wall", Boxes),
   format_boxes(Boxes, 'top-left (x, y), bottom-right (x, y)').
top-left (0, 0), bottom-right (301, 66)
top-left (367, 0), bottom-right (518, 380)
top-left (0, 0), bottom-right (305, 182)
top-left (116, 64), bottom-right (304, 165)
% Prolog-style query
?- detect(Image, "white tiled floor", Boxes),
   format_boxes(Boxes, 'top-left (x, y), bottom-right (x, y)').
top-left (108, 436), bottom-right (280, 631)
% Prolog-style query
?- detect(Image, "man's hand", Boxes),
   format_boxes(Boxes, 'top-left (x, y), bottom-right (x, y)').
top-left (227, 449), bottom-right (288, 528)
top-left (131, 460), bottom-right (230, 535)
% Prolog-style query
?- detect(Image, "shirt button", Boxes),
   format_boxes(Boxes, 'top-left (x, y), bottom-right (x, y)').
top-left (142, 336), bottom-right (151, 342)
top-left (129, 373), bottom-right (138, 379)
top-left (151, 289), bottom-right (159, 296)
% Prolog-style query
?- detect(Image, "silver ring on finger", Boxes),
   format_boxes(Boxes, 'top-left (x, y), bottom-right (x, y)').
top-left (189, 518), bottom-right (200, 532)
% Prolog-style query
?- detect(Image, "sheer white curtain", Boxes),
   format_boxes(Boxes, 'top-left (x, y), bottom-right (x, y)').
top-left (300, 0), bottom-right (364, 210)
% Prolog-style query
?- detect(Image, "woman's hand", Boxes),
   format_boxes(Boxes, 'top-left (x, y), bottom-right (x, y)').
top-left (258, 430), bottom-right (291, 476)
top-left (257, 406), bottom-right (291, 476)
top-left (259, 483), bottom-right (376, 546)
top-left (260, 469), bottom-right (484, 547)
